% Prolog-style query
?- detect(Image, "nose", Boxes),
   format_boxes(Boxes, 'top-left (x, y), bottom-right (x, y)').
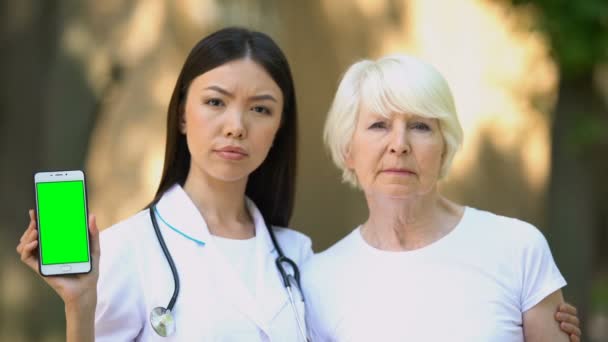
top-left (389, 127), bottom-right (409, 155)
top-left (223, 110), bottom-right (247, 139)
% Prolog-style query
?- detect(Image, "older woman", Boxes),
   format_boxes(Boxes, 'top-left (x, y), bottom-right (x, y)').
top-left (303, 54), bottom-right (578, 341)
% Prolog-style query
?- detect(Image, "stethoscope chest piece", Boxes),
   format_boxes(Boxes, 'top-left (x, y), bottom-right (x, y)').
top-left (150, 306), bottom-right (176, 337)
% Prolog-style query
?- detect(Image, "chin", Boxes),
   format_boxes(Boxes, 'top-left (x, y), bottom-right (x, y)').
top-left (209, 169), bottom-right (251, 183)
top-left (219, 176), bottom-right (248, 183)
top-left (369, 183), bottom-right (434, 200)
top-left (383, 192), bottom-right (417, 200)
top-left (367, 187), bottom-right (414, 199)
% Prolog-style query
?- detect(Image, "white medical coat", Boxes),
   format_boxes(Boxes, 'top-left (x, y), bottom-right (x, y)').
top-left (95, 184), bottom-right (312, 341)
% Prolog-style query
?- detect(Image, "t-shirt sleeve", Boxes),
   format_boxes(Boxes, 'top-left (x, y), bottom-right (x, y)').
top-left (519, 222), bottom-right (567, 312)
top-left (95, 225), bottom-right (146, 341)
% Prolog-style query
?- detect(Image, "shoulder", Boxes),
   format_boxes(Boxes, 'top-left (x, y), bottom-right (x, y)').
top-left (460, 207), bottom-right (555, 272)
top-left (464, 207), bottom-right (546, 246)
top-left (302, 228), bottom-right (359, 282)
top-left (272, 226), bottom-right (312, 249)
top-left (99, 209), bottom-right (151, 254)
top-left (101, 209), bottom-right (150, 237)
top-left (315, 227), bottom-right (360, 260)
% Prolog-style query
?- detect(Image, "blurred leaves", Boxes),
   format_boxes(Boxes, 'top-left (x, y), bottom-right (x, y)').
top-left (501, 0), bottom-right (608, 148)
top-left (567, 114), bottom-right (608, 154)
top-left (509, 0), bottom-right (608, 79)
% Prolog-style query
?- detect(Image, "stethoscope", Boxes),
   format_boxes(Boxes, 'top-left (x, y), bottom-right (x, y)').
top-left (147, 205), bottom-right (309, 341)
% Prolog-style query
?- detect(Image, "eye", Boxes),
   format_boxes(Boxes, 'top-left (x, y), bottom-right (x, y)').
top-left (251, 105), bottom-right (272, 115)
top-left (368, 121), bottom-right (387, 129)
top-left (411, 122), bottom-right (431, 131)
top-left (204, 98), bottom-right (224, 107)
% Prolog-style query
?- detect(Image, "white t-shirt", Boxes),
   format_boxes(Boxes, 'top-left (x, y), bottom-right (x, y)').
top-left (302, 207), bottom-right (566, 342)
top-left (213, 236), bottom-right (257, 297)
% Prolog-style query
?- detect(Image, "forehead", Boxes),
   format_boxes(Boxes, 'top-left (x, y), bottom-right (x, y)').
top-left (356, 89), bottom-right (439, 124)
top-left (357, 103), bottom-right (435, 121)
top-left (190, 59), bottom-right (282, 96)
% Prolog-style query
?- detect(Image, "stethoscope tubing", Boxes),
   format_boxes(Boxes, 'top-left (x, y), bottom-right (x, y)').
top-left (149, 207), bottom-right (180, 311)
top-left (286, 281), bottom-right (310, 342)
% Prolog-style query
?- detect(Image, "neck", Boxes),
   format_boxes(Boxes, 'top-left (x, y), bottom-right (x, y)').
top-left (361, 188), bottom-right (463, 251)
top-left (182, 168), bottom-right (254, 239)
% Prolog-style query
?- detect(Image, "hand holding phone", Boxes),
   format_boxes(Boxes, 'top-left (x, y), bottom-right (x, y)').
top-left (16, 170), bottom-right (101, 307)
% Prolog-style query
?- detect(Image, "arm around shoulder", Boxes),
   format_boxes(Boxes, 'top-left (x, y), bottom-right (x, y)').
top-left (523, 289), bottom-right (570, 342)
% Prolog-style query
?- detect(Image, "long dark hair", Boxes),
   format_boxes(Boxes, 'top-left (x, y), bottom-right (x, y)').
top-left (149, 27), bottom-right (298, 227)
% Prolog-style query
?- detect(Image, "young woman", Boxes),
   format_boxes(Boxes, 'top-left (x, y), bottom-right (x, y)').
top-left (17, 27), bottom-right (311, 341)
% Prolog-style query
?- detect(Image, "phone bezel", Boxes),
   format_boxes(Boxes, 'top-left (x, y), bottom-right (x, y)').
top-left (34, 170), bottom-right (92, 276)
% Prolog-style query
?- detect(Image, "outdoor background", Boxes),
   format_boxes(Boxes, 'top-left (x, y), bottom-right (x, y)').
top-left (1, 0), bottom-right (606, 341)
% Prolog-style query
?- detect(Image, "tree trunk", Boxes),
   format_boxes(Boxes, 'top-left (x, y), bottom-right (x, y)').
top-left (548, 72), bottom-right (600, 339)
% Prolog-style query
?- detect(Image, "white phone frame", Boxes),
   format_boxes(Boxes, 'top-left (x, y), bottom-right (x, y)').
top-left (34, 170), bottom-right (92, 276)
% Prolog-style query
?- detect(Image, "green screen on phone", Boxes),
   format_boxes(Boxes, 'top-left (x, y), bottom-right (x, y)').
top-left (36, 180), bottom-right (89, 265)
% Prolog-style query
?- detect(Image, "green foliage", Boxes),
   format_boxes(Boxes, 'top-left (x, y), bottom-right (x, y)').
top-left (508, 0), bottom-right (608, 79)
top-left (567, 113), bottom-right (608, 153)
top-left (592, 273), bottom-right (608, 313)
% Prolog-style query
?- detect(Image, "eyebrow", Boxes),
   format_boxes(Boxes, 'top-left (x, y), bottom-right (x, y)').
top-left (204, 85), bottom-right (278, 103)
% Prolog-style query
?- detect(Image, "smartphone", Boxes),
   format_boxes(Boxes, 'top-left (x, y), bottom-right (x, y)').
top-left (34, 170), bottom-right (92, 276)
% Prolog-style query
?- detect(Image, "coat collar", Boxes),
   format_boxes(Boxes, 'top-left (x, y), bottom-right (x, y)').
top-left (154, 184), bottom-right (211, 246)
top-left (154, 184), bottom-right (274, 254)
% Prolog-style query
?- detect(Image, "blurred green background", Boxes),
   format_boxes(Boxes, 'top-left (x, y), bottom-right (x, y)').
top-left (1, 0), bottom-right (606, 340)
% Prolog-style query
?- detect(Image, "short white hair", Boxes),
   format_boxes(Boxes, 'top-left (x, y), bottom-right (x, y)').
top-left (323, 54), bottom-right (463, 187)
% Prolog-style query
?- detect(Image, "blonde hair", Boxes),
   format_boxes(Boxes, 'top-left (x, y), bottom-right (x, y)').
top-left (323, 54), bottom-right (463, 187)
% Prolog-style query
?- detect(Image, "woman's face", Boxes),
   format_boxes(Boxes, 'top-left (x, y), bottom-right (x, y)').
top-left (345, 107), bottom-right (445, 199)
top-left (181, 58), bottom-right (283, 183)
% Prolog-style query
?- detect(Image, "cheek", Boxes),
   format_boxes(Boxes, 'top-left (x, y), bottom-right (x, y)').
top-left (418, 142), bottom-right (444, 175)
top-left (254, 122), bottom-right (281, 152)
top-left (186, 115), bottom-right (212, 142)
top-left (259, 133), bottom-right (276, 153)
top-left (184, 114), bottom-right (217, 156)
top-left (183, 102), bottom-right (207, 133)
top-left (348, 141), bottom-right (379, 180)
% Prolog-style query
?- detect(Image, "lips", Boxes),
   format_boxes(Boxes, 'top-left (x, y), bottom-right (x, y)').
top-left (214, 146), bottom-right (248, 160)
top-left (381, 168), bottom-right (416, 175)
